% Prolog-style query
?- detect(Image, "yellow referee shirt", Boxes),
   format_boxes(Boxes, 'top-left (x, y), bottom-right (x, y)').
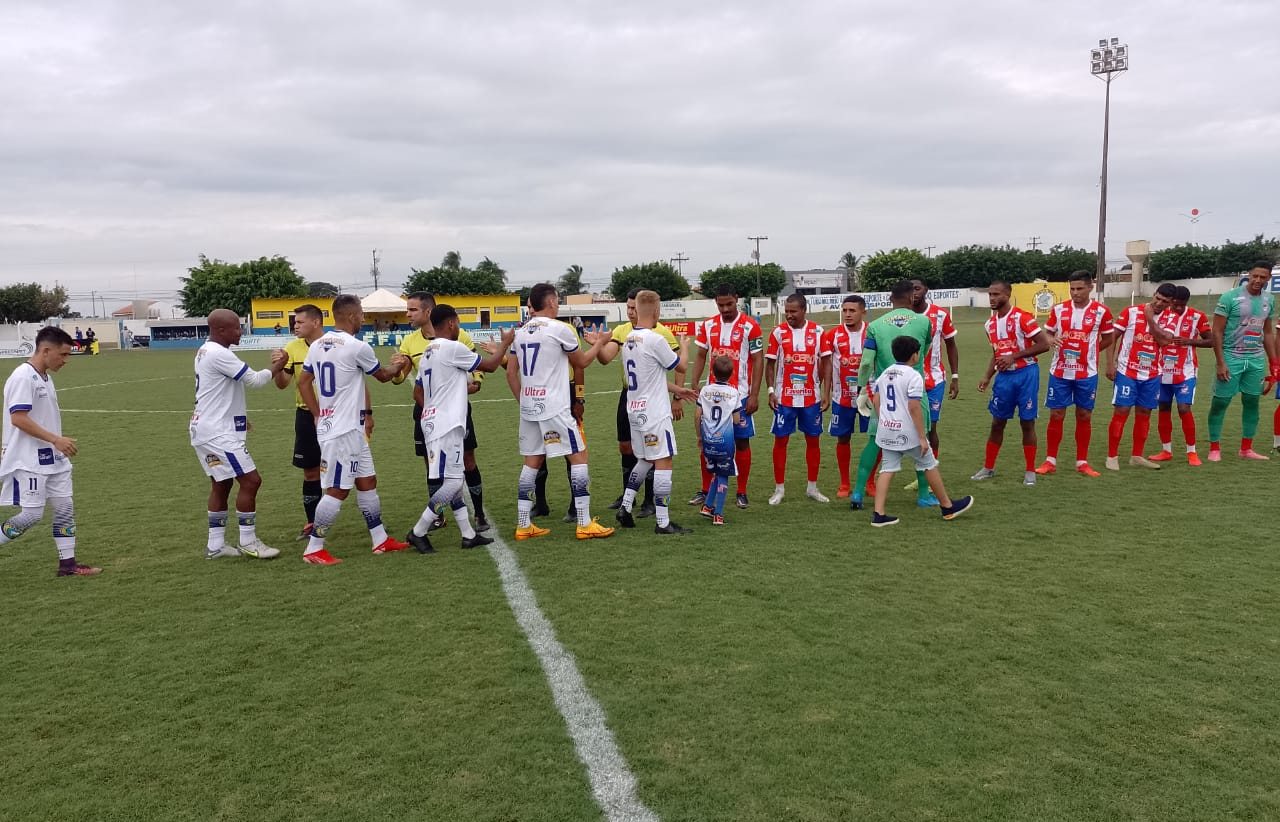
top-left (395, 328), bottom-right (478, 385)
top-left (283, 337), bottom-right (312, 408)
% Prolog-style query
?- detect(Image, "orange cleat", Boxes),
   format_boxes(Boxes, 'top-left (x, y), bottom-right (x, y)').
top-left (1076, 463), bottom-right (1102, 478)
top-left (373, 537), bottom-right (409, 554)
top-left (303, 549), bottom-right (342, 566)
top-left (1147, 451), bottom-right (1173, 462)
top-left (1034, 461), bottom-right (1057, 475)
top-left (515, 524), bottom-right (551, 541)
top-left (1187, 453), bottom-right (1202, 466)
top-left (576, 518), bottom-right (615, 540)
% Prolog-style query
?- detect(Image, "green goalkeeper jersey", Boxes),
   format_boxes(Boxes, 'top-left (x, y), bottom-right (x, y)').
top-left (862, 308), bottom-right (933, 382)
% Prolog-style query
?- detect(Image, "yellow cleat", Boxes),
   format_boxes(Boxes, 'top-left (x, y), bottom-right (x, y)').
top-left (575, 518), bottom-right (615, 540)
top-left (514, 524), bottom-right (551, 541)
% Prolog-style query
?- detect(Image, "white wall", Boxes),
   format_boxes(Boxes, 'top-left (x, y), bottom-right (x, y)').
top-left (1104, 276), bottom-right (1240, 301)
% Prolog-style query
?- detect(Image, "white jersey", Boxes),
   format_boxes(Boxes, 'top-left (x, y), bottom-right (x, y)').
top-left (189, 341), bottom-right (271, 446)
top-left (623, 327), bottom-right (680, 431)
top-left (0, 362), bottom-right (68, 476)
top-left (873, 364), bottom-right (924, 451)
top-left (513, 317), bottom-right (580, 421)
top-left (418, 338), bottom-right (480, 439)
top-left (697, 382), bottom-right (738, 439)
top-left (303, 330), bottom-right (381, 443)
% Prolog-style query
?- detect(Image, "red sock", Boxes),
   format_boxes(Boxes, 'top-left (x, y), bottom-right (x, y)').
top-left (836, 441), bottom-right (851, 486)
top-left (1274, 405), bottom-right (1280, 436)
top-left (736, 448), bottom-right (751, 495)
top-left (1075, 420), bottom-right (1092, 463)
top-left (984, 440), bottom-right (1000, 470)
top-left (1210, 441), bottom-right (1221, 452)
top-left (1242, 437), bottom-right (1253, 452)
top-left (865, 451), bottom-right (882, 496)
top-left (700, 453), bottom-right (712, 494)
top-left (1157, 409), bottom-right (1173, 447)
top-left (1023, 444), bottom-right (1037, 472)
top-left (1045, 416), bottom-right (1064, 460)
top-left (1107, 412), bottom-right (1128, 458)
top-left (804, 435), bottom-right (821, 482)
top-left (1132, 414), bottom-right (1151, 456)
top-left (1180, 411), bottom-right (1196, 446)
top-left (772, 437), bottom-right (789, 484)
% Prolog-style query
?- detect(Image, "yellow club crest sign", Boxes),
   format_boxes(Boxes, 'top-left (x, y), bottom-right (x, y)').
top-left (1011, 282), bottom-right (1070, 316)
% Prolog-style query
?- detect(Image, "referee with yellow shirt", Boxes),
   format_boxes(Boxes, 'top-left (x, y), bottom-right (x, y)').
top-left (393, 291), bottom-right (490, 534)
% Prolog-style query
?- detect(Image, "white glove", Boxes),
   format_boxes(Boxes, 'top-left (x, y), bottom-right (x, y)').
top-left (856, 391), bottom-right (874, 417)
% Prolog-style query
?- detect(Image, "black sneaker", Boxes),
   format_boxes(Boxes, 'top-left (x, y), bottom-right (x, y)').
top-left (849, 497), bottom-right (864, 511)
top-left (687, 490), bottom-right (707, 506)
top-left (616, 508), bottom-right (636, 528)
top-left (475, 516), bottom-right (491, 533)
top-left (406, 530), bottom-right (436, 554)
top-left (461, 533), bottom-right (494, 549)
top-left (531, 502), bottom-right (551, 518)
top-left (562, 507), bottom-right (578, 524)
top-left (655, 522), bottom-right (693, 535)
top-left (636, 502), bottom-right (656, 519)
top-left (735, 493), bottom-right (749, 509)
top-left (870, 513), bottom-right (899, 527)
top-left (606, 496), bottom-right (624, 511)
top-left (941, 496), bottom-right (975, 521)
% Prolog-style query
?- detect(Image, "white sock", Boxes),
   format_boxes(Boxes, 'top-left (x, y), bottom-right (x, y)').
top-left (1161, 442), bottom-right (1172, 453)
top-left (237, 510), bottom-right (256, 546)
top-left (653, 469), bottom-right (672, 527)
top-left (775, 483), bottom-right (785, 493)
top-left (806, 480), bottom-right (819, 493)
top-left (570, 463), bottom-right (591, 526)
top-left (306, 494), bottom-right (341, 555)
top-left (356, 489), bottom-right (387, 547)
top-left (207, 511), bottom-right (227, 553)
top-left (1187, 444), bottom-right (1197, 453)
top-left (620, 487), bottom-right (637, 512)
top-left (1045, 456), bottom-right (1057, 466)
top-left (452, 506), bottom-right (476, 540)
top-left (517, 465), bottom-right (537, 527)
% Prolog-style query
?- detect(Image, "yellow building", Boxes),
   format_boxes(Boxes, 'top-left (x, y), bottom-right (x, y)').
top-left (435, 293), bottom-right (522, 331)
top-left (250, 297), bottom-right (334, 336)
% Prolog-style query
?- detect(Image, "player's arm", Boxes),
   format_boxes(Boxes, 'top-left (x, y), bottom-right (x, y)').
top-left (907, 395), bottom-right (929, 453)
top-left (1211, 313), bottom-right (1229, 381)
top-left (858, 336), bottom-right (876, 388)
top-left (1144, 302), bottom-right (1175, 346)
top-left (568, 331), bottom-right (608, 369)
top-left (688, 341), bottom-right (708, 390)
top-left (298, 368), bottom-right (320, 418)
top-left (363, 385), bottom-right (374, 437)
top-left (819, 350), bottom-right (832, 411)
top-left (413, 380), bottom-right (424, 407)
top-left (9, 410), bottom-right (77, 457)
top-left (597, 325), bottom-right (625, 365)
top-left (475, 328), bottom-right (516, 373)
top-left (273, 356), bottom-right (295, 389)
top-left (504, 352), bottom-right (520, 399)
top-left (977, 352), bottom-right (997, 392)
top-left (764, 336), bottom-right (780, 411)
top-left (390, 339), bottom-right (415, 385)
top-left (1265, 314), bottom-right (1280, 389)
top-left (1103, 324), bottom-right (1120, 380)
top-left (944, 335), bottom-right (960, 399)
top-left (746, 342), bottom-right (764, 415)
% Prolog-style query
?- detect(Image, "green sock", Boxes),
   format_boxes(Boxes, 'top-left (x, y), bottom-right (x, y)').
top-left (916, 470), bottom-right (930, 501)
top-left (1242, 393), bottom-right (1260, 439)
top-left (1208, 395), bottom-right (1232, 442)
top-left (854, 440), bottom-right (881, 497)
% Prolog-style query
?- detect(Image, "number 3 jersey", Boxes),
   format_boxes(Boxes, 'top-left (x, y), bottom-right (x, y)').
top-left (418, 338), bottom-right (481, 439)
top-left (1, 362), bottom-right (69, 475)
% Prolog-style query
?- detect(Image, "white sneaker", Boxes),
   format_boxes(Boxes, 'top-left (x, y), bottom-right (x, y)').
top-left (205, 546), bottom-right (241, 560)
top-left (237, 539), bottom-right (281, 560)
top-left (768, 487), bottom-right (785, 506)
top-left (1105, 456), bottom-right (1120, 471)
top-left (970, 468), bottom-right (995, 481)
top-left (1129, 455), bottom-right (1161, 470)
top-left (806, 487), bottom-right (830, 503)
top-left (1023, 471), bottom-right (1036, 486)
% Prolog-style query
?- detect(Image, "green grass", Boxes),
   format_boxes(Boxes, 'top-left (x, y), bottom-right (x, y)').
top-left (2, 302), bottom-right (1279, 821)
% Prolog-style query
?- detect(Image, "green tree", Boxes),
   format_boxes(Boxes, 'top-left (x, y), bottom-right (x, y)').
top-left (404, 252), bottom-right (507, 295)
top-left (178, 255), bottom-right (305, 317)
top-left (307, 281), bottom-right (339, 297)
top-left (1023, 245), bottom-right (1097, 281)
top-left (838, 252), bottom-right (862, 290)
top-left (1148, 244), bottom-right (1220, 281)
top-left (932, 245), bottom-right (1025, 290)
top-left (558, 264), bottom-right (587, 296)
top-left (607, 261), bottom-right (691, 301)
top-left (0, 283), bottom-right (71, 323)
top-left (698, 262), bottom-right (786, 300)
top-left (858, 248), bottom-right (939, 292)
top-left (1217, 235), bottom-right (1278, 276)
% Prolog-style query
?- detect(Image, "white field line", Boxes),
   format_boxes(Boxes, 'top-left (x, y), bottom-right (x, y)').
top-left (61, 389), bottom-right (622, 414)
top-left (486, 530), bottom-right (659, 822)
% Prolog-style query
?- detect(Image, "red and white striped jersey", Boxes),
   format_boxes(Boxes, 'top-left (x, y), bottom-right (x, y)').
top-left (1156, 307), bottom-right (1210, 385)
top-left (766, 321), bottom-right (825, 408)
top-left (694, 312), bottom-right (763, 398)
top-left (1112, 305), bottom-right (1161, 381)
top-left (1043, 300), bottom-right (1114, 380)
top-left (922, 303), bottom-right (957, 390)
top-left (820, 322), bottom-right (866, 407)
top-left (984, 308), bottom-right (1042, 371)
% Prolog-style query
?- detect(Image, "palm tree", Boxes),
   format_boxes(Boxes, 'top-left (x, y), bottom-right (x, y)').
top-left (441, 251), bottom-right (462, 270)
top-left (558, 264), bottom-right (586, 296)
top-left (838, 252), bottom-right (862, 290)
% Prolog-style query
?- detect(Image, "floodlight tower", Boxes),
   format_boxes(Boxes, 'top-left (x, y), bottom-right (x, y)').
top-left (1091, 37), bottom-right (1129, 298)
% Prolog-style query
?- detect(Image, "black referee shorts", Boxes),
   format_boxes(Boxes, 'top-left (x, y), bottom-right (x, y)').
top-left (412, 403), bottom-right (427, 457)
top-left (293, 407), bottom-right (321, 469)
top-left (615, 389), bottom-right (631, 443)
top-left (464, 403), bottom-right (478, 452)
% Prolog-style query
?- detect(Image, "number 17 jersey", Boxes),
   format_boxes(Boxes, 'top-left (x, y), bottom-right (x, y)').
top-left (514, 317), bottom-right (580, 421)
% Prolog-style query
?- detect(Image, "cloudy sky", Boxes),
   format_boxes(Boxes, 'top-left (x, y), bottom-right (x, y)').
top-left (3, 0), bottom-right (1277, 312)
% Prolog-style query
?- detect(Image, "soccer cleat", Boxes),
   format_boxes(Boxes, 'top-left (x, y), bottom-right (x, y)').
top-left (606, 496), bottom-right (624, 511)
top-left (475, 516), bottom-right (491, 533)
top-left (902, 478), bottom-right (918, 492)
top-left (806, 487), bottom-right (830, 503)
top-left (1128, 456), bottom-right (1162, 470)
top-left (515, 524), bottom-right (551, 541)
top-left (1272, 446), bottom-right (1280, 456)
top-left (636, 502), bottom-right (656, 519)
top-left (1187, 453), bottom-right (1202, 467)
top-left (712, 514), bottom-right (725, 526)
top-left (970, 468), bottom-right (996, 481)
top-left (836, 483), bottom-right (851, 499)
top-left (870, 513), bottom-right (899, 527)
top-left (57, 563), bottom-right (103, 577)
top-left (576, 518), bottom-right (615, 540)
top-left (736, 493), bottom-right (749, 509)
top-left (917, 494), bottom-right (940, 508)
top-left (460, 533), bottom-right (494, 549)
top-left (1207, 449), bottom-right (1221, 463)
top-left (406, 530), bottom-right (436, 554)
top-left (768, 488), bottom-right (785, 506)
top-left (1105, 456), bottom-right (1120, 471)
top-left (1239, 449), bottom-right (1270, 461)
top-left (699, 505), bottom-right (714, 519)
top-left (849, 495), bottom-right (864, 511)
top-left (941, 496), bottom-right (975, 520)
top-left (1148, 451), bottom-right (1173, 462)
top-left (1023, 471), bottom-right (1036, 486)
top-left (562, 507), bottom-right (578, 524)
top-left (1077, 463), bottom-right (1102, 478)
top-left (295, 523), bottom-right (314, 541)
top-left (615, 508), bottom-right (635, 528)
top-left (530, 502), bottom-right (551, 518)
top-left (654, 522), bottom-right (692, 535)
top-left (687, 490), bottom-right (707, 506)
top-left (373, 537), bottom-right (410, 554)
top-left (238, 539), bottom-right (281, 560)
top-left (1034, 461), bottom-right (1057, 475)
top-left (205, 546), bottom-right (242, 560)
top-left (303, 549), bottom-right (342, 566)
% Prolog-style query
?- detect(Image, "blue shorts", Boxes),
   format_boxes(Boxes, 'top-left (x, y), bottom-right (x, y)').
top-left (1112, 374), bottom-right (1159, 410)
top-left (989, 367), bottom-right (1039, 421)
top-left (1159, 379), bottom-right (1196, 407)
top-left (733, 398), bottom-right (755, 440)
top-left (1045, 374), bottom-right (1099, 411)
top-left (700, 426), bottom-right (737, 476)
top-left (925, 384), bottom-right (945, 422)
top-left (828, 404), bottom-right (870, 437)
top-left (772, 404), bottom-right (824, 437)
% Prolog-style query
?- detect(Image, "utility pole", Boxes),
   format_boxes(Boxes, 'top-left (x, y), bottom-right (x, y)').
top-left (1027, 236), bottom-right (1042, 251)
top-left (925, 245), bottom-right (937, 257)
top-left (370, 249), bottom-right (381, 290)
top-left (670, 252), bottom-right (689, 277)
top-left (748, 236), bottom-right (768, 296)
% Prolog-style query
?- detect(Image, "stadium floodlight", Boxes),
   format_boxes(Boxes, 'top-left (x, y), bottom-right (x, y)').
top-left (1090, 37), bottom-right (1129, 298)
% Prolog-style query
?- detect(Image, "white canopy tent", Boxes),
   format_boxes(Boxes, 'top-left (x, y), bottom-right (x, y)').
top-left (360, 288), bottom-right (407, 314)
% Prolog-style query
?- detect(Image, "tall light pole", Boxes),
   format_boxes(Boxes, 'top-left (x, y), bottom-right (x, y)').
top-left (748, 235), bottom-right (768, 296)
top-left (1091, 37), bottom-right (1129, 298)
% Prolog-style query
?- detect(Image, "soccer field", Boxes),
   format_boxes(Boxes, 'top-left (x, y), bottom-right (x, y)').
top-left (3, 303), bottom-right (1279, 821)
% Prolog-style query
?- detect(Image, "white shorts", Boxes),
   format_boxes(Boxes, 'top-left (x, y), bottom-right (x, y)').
top-left (5, 470), bottom-right (72, 506)
top-left (631, 420), bottom-right (677, 462)
top-left (320, 429), bottom-right (375, 490)
top-left (519, 411), bottom-right (585, 459)
top-left (879, 444), bottom-right (938, 474)
top-left (193, 437), bottom-right (256, 481)
top-left (427, 428), bottom-right (466, 480)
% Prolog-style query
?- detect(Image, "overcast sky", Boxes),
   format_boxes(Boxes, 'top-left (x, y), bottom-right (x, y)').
top-left (3, 0), bottom-right (1277, 312)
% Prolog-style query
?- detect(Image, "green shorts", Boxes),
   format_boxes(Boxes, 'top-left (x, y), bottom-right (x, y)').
top-left (1214, 353), bottom-right (1267, 398)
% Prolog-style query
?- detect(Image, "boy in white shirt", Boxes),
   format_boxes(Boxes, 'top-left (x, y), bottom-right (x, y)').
top-left (869, 336), bottom-right (974, 527)
top-left (695, 356), bottom-right (741, 526)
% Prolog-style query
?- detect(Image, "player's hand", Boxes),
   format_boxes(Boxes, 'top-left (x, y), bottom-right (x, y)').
top-left (673, 385), bottom-right (698, 402)
top-left (571, 399), bottom-right (585, 422)
top-left (1105, 365), bottom-right (1117, 382)
top-left (672, 400), bottom-right (684, 421)
top-left (856, 392), bottom-right (873, 417)
top-left (1216, 362), bottom-right (1230, 382)
top-left (995, 354), bottom-right (1016, 370)
top-left (53, 436), bottom-right (77, 457)
top-left (584, 330), bottom-right (609, 346)
top-left (744, 394), bottom-right (759, 415)
top-left (390, 353), bottom-right (410, 372)
top-left (976, 379), bottom-right (989, 393)
top-left (246, 420), bottom-right (254, 433)
top-left (948, 378), bottom-right (959, 400)
top-left (364, 414), bottom-right (375, 438)
top-left (820, 396), bottom-right (830, 412)
top-left (499, 327), bottom-right (516, 346)
top-left (270, 349), bottom-right (287, 367)
top-left (479, 341), bottom-right (498, 354)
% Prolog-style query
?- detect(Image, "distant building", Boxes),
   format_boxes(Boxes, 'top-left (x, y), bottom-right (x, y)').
top-left (783, 269), bottom-right (848, 296)
top-left (111, 300), bottom-right (183, 319)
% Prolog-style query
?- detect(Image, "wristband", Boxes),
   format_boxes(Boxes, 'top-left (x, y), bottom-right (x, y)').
top-left (363, 409), bottom-right (373, 416)
top-left (950, 373), bottom-right (959, 380)
top-left (574, 384), bottom-right (585, 399)
top-left (767, 386), bottom-right (775, 394)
